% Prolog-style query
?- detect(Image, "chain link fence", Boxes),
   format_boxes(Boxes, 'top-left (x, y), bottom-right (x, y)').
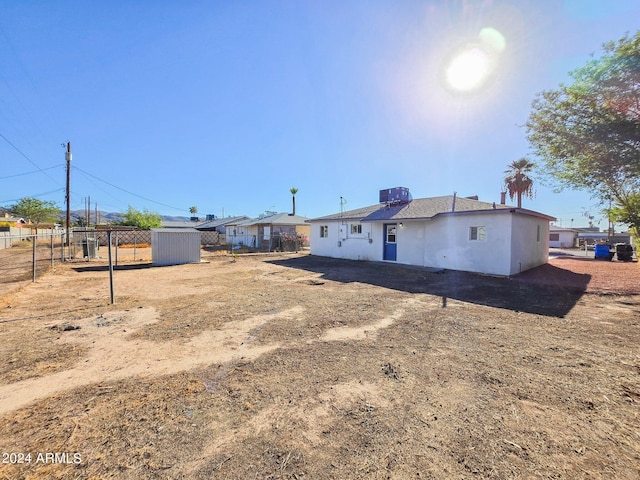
top-left (0, 226), bottom-right (304, 294)
top-left (0, 228), bottom-right (229, 291)
top-left (227, 232), bottom-right (309, 252)
top-left (0, 232), bottom-right (67, 290)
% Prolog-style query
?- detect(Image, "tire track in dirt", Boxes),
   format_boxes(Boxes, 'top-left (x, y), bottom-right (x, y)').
top-left (1, 296), bottom-right (431, 420)
top-left (182, 297), bottom-right (432, 475)
top-left (0, 306), bottom-right (303, 416)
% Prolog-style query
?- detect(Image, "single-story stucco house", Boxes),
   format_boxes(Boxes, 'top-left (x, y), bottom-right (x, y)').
top-left (549, 226), bottom-right (579, 248)
top-left (226, 212), bottom-right (310, 251)
top-left (309, 188), bottom-right (556, 276)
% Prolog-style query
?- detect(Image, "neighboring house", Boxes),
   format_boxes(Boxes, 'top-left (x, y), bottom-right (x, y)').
top-left (195, 216), bottom-right (249, 234)
top-left (226, 212), bottom-right (310, 251)
top-left (549, 226), bottom-right (578, 248)
top-left (309, 189), bottom-right (555, 276)
top-left (1, 212), bottom-right (26, 225)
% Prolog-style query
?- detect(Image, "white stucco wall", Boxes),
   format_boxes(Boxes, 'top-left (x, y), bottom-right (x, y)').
top-left (310, 221), bottom-right (383, 261)
top-left (413, 213), bottom-right (513, 275)
top-left (312, 214), bottom-right (518, 275)
top-left (509, 214), bottom-right (549, 275)
top-left (549, 230), bottom-right (576, 248)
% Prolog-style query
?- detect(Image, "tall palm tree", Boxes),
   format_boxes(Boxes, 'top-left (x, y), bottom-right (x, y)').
top-left (290, 187), bottom-right (299, 216)
top-left (504, 158), bottom-right (535, 208)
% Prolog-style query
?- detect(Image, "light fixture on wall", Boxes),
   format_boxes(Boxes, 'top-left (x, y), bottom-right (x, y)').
top-left (399, 223), bottom-right (404, 228)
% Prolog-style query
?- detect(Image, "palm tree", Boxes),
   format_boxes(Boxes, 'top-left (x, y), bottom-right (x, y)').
top-left (504, 158), bottom-right (535, 208)
top-left (290, 187), bottom-right (299, 216)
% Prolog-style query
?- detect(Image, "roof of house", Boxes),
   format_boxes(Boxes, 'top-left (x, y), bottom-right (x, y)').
top-left (549, 225), bottom-right (579, 232)
top-left (310, 195), bottom-right (556, 222)
top-left (196, 216), bottom-right (249, 229)
top-left (228, 213), bottom-right (310, 227)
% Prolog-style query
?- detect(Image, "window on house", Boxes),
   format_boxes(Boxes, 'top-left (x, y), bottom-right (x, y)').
top-left (320, 225), bottom-right (329, 238)
top-left (351, 224), bottom-right (362, 234)
top-left (469, 226), bottom-right (486, 241)
top-left (549, 233), bottom-right (560, 241)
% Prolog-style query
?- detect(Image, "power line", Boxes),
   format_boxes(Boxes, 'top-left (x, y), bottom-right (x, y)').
top-left (0, 164), bottom-right (63, 180)
top-left (0, 188), bottom-right (65, 204)
top-left (72, 166), bottom-right (188, 213)
top-left (0, 132), bottom-right (61, 185)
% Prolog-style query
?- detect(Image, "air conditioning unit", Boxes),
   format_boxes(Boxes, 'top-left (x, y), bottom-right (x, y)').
top-left (379, 187), bottom-right (411, 204)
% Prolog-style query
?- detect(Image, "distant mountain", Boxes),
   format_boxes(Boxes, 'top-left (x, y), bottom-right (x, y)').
top-left (69, 210), bottom-right (190, 224)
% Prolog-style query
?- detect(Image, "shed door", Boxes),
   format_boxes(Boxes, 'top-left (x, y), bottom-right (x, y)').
top-left (383, 224), bottom-right (397, 261)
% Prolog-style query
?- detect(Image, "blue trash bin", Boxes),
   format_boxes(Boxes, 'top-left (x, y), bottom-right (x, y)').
top-left (594, 244), bottom-right (612, 260)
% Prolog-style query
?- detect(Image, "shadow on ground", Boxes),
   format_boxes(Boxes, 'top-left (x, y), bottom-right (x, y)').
top-left (268, 255), bottom-right (591, 318)
top-left (72, 263), bottom-right (154, 272)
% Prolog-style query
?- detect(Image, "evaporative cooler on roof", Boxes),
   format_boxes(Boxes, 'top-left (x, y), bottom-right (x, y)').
top-left (379, 187), bottom-right (411, 204)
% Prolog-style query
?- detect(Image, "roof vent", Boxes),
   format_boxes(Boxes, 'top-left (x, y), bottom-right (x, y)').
top-left (379, 187), bottom-right (411, 205)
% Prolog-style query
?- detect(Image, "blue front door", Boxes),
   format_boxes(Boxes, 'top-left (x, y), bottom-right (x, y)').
top-left (383, 223), bottom-right (397, 261)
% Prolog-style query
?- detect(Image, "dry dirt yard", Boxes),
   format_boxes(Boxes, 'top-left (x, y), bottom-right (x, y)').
top-left (0, 249), bottom-right (639, 479)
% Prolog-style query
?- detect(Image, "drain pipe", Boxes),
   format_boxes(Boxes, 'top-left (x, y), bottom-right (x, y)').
top-left (451, 192), bottom-right (457, 212)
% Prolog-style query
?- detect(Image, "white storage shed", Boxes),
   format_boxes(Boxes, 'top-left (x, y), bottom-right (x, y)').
top-left (151, 228), bottom-right (201, 266)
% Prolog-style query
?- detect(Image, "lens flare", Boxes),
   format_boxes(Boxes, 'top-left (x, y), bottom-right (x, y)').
top-left (441, 27), bottom-right (506, 94)
top-left (479, 27), bottom-right (506, 53)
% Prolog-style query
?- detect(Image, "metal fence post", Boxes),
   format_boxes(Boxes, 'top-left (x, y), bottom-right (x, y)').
top-left (107, 231), bottom-right (115, 304)
top-left (32, 235), bottom-right (36, 282)
top-left (50, 232), bottom-right (54, 267)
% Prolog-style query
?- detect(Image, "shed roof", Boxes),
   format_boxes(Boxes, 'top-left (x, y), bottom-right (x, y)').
top-left (151, 228), bottom-right (200, 233)
top-left (310, 195), bottom-right (555, 222)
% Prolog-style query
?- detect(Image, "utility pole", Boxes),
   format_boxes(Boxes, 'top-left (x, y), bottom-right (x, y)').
top-left (65, 141), bottom-right (72, 256)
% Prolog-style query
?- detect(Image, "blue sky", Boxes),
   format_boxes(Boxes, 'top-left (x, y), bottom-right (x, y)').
top-left (1, 1), bottom-right (638, 228)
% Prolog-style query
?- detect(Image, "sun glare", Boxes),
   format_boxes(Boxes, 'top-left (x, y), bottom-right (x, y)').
top-left (442, 27), bottom-right (506, 94)
top-left (445, 47), bottom-right (491, 92)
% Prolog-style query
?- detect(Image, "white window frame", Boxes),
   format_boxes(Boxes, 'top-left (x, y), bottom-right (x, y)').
top-left (469, 226), bottom-right (486, 241)
top-left (320, 225), bottom-right (329, 238)
top-left (351, 224), bottom-right (362, 234)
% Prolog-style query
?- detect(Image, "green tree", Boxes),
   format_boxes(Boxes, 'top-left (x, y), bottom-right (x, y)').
top-left (118, 206), bottom-right (162, 230)
top-left (189, 206), bottom-right (198, 218)
top-left (503, 158), bottom-right (536, 208)
top-left (526, 31), bottom-right (640, 231)
top-left (290, 187), bottom-right (299, 216)
top-left (610, 192), bottom-right (640, 237)
top-left (10, 197), bottom-right (60, 232)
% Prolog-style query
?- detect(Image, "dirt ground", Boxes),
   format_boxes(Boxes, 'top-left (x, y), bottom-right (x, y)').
top-left (0, 247), bottom-right (639, 479)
